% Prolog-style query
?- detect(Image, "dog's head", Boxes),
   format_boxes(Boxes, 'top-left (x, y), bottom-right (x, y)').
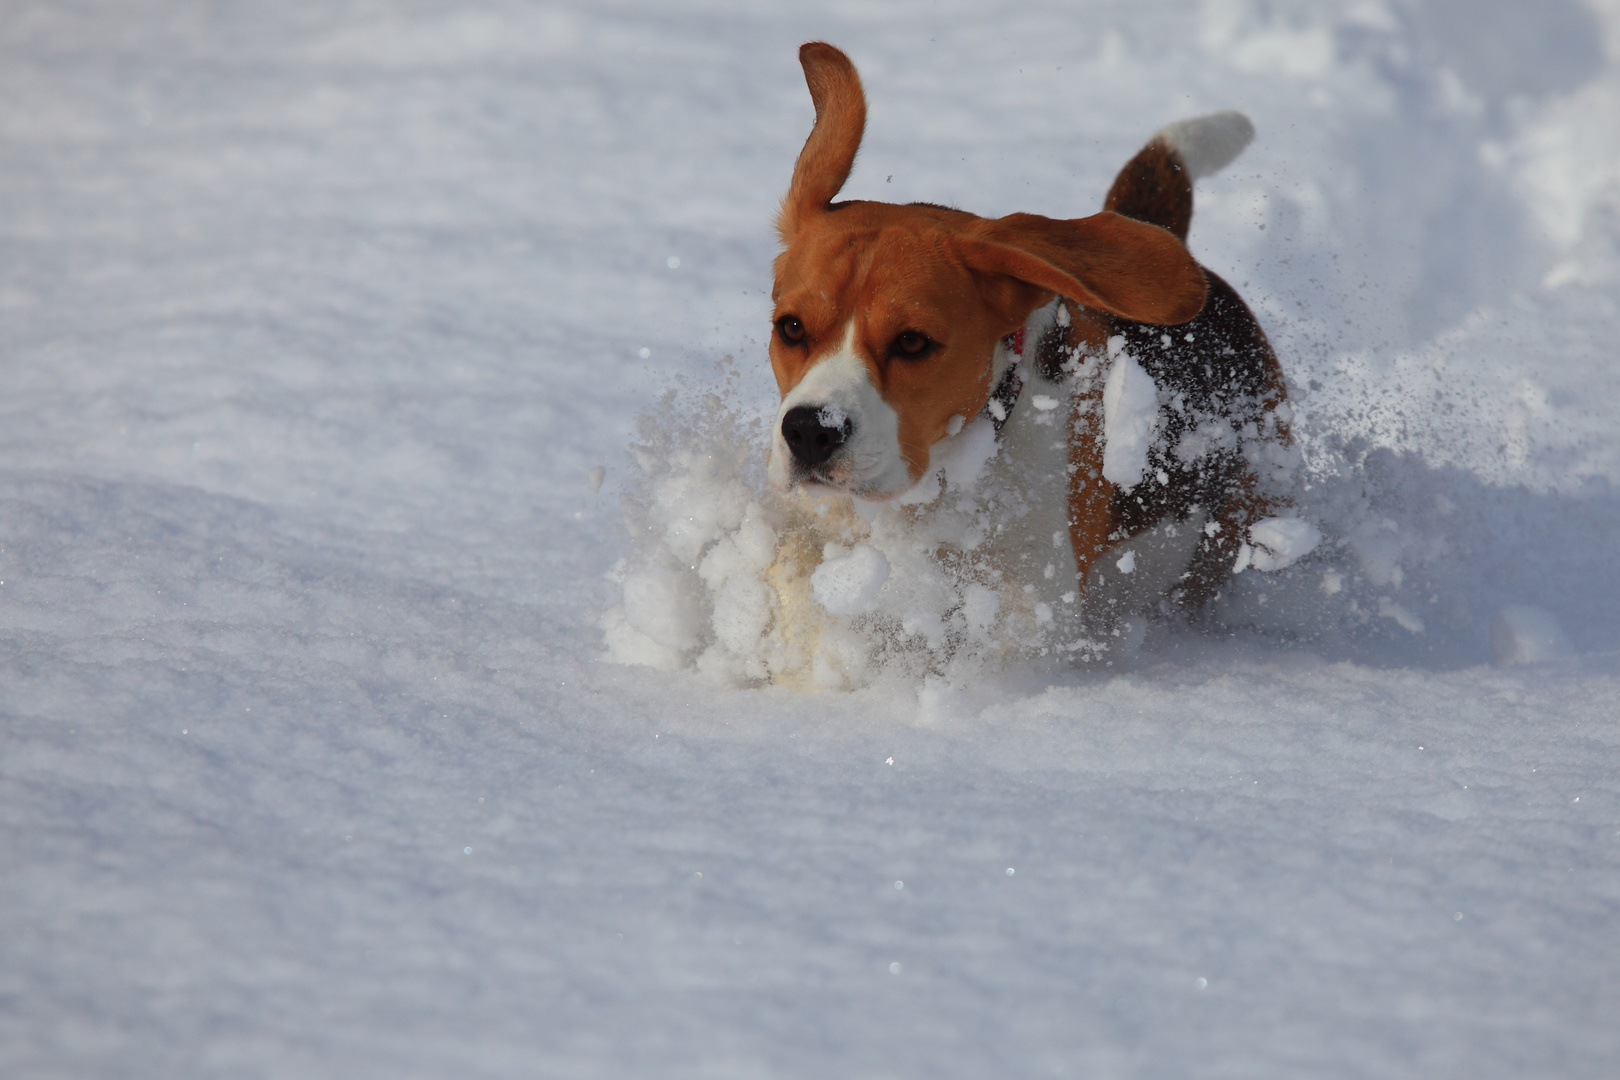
top-left (767, 43), bottom-right (1209, 500)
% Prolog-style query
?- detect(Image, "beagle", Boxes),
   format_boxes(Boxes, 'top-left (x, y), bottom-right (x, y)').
top-left (766, 43), bottom-right (1304, 628)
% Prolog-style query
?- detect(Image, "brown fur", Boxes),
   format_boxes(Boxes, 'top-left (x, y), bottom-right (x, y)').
top-left (1105, 137), bottom-right (1194, 242)
top-left (771, 44), bottom-right (1207, 491)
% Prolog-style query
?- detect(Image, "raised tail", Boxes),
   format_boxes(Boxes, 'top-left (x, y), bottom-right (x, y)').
top-left (1103, 111), bottom-right (1254, 241)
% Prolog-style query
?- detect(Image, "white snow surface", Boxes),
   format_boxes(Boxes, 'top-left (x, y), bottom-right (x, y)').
top-left (4, 2), bottom-right (1620, 1077)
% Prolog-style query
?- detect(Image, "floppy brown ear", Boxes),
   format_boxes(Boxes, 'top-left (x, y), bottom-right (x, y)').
top-left (777, 43), bottom-right (866, 242)
top-left (955, 211), bottom-right (1208, 326)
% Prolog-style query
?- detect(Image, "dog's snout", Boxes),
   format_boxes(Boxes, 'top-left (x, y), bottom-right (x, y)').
top-left (781, 405), bottom-right (851, 467)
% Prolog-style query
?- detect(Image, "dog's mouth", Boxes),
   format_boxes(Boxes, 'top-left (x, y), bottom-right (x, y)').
top-left (783, 463), bottom-right (854, 494)
top-left (782, 463), bottom-right (907, 502)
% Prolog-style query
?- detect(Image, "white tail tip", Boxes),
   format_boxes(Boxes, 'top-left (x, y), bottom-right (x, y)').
top-left (1155, 111), bottom-right (1255, 180)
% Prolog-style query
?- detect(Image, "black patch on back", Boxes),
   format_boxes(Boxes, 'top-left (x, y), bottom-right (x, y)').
top-left (1104, 269), bottom-right (1282, 537)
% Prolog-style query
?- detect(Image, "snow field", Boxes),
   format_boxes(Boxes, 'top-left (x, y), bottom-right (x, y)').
top-left (2, 1), bottom-right (1619, 1077)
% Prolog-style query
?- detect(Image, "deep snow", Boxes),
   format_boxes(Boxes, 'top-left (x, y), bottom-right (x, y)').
top-left (2, 1), bottom-right (1619, 1077)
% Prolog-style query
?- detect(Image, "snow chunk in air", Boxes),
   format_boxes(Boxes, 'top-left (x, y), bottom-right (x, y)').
top-left (1247, 517), bottom-right (1322, 571)
top-left (1102, 348), bottom-right (1159, 489)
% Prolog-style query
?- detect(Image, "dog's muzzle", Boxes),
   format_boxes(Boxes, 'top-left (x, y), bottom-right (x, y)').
top-left (781, 405), bottom-right (852, 468)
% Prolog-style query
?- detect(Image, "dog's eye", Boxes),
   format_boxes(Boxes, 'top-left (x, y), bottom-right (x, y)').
top-left (775, 315), bottom-right (806, 345)
top-left (891, 330), bottom-right (935, 359)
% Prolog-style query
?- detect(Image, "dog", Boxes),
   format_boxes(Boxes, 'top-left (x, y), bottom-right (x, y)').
top-left (765, 42), bottom-right (1311, 635)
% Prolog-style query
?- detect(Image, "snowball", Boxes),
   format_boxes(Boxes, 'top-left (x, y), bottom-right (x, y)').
top-left (601, 607), bottom-right (686, 671)
top-left (652, 452), bottom-right (750, 564)
top-left (810, 543), bottom-right (891, 616)
top-left (710, 575), bottom-right (773, 655)
top-left (698, 511), bottom-right (778, 589)
top-left (697, 536), bottom-right (746, 589)
top-left (621, 565), bottom-right (706, 652)
top-left (1246, 517), bottom-right (1322, 571)
top-left (732, 511), bottom-right (778, 569)
top-left (1102, 352), bottom-right (1159, 488)
top-left (1490, 605), bottom-right (1574, 665)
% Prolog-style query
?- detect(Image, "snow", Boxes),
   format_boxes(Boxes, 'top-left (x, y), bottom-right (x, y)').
top-left (1101, 346), bottom-right (1161, 488)
top-left (1491, 604), bottom-right (1577, 666)
top-left (810, 543), bottom-right (891, 617)
top-left (3, 1), bottom-right (1620, 1077)
top-left (1245, 515), bottom-right (1323, 571)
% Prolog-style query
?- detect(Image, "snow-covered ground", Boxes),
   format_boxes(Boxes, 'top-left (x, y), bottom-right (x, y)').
top-left (3, 1), bottom-right (1619, 1076)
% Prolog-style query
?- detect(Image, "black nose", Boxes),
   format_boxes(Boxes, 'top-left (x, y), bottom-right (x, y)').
top-left (781, 405), bottom-right (852, 467)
